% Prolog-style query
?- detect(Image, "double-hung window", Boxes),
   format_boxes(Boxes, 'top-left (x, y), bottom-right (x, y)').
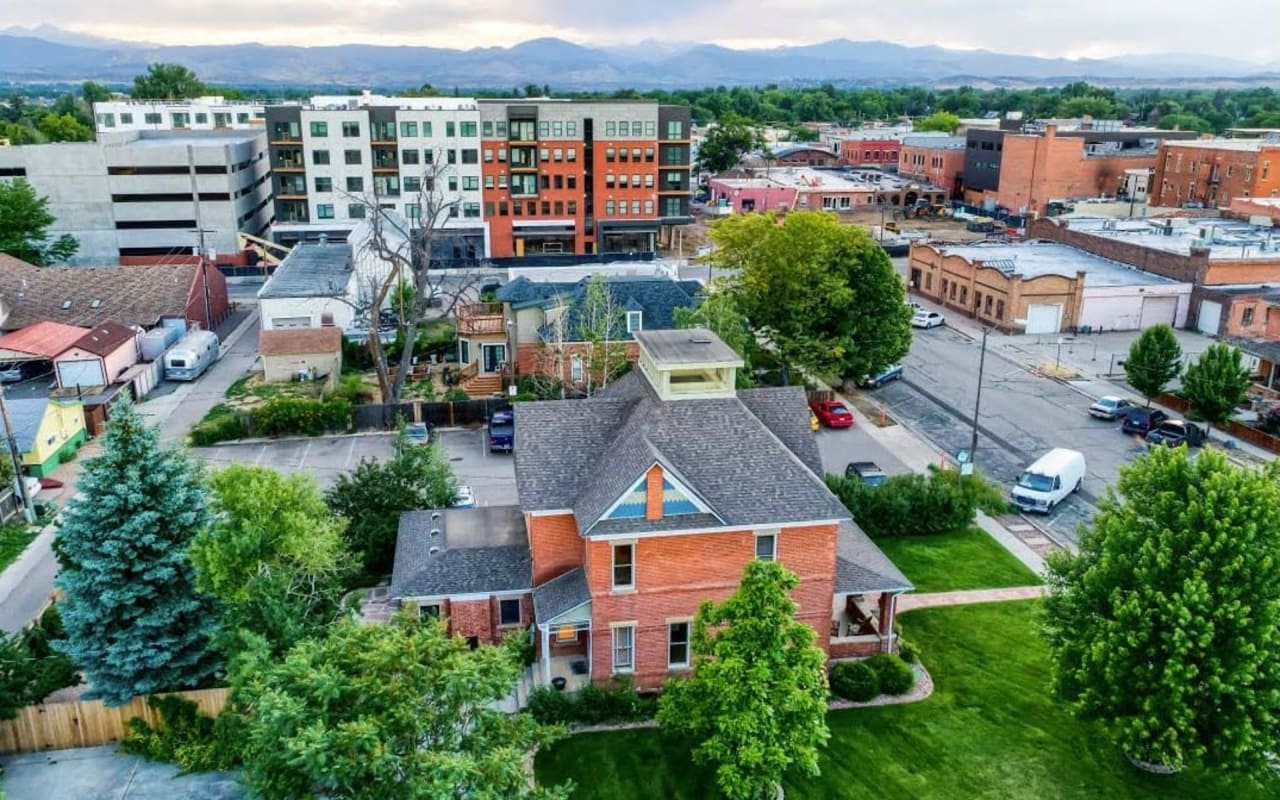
top-left (612, 543), bottom-right (634, 590)
top-left (755, 532), bottom-right (777, 562)
top-left (612, 624), bottom-right (635, 673)
top-left (668, 622), bottom-right (690, 669)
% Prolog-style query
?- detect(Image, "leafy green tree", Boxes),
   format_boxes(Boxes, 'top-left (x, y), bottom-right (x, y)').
top-left (658, 560), bottom-right (830, 800)
top-left (0, 121), bottom-right (39, 145)
top-left (36, 112), bottom-right (92, 143)
top-left (53, 398), bottom-right (220, 705)
top-left (696, 114), bottom-right (764, 172)
top-left (1044, 447), bottom-right (1280, 775)
top-left (1158, 113), bottom-right (1215, 134)
top-left (913, 111), bottom-right (960, 133)
top-left (190, 465), bottom-right (351, 656)
top-left (80, 81), bottom-right (112, 104)
top-left (714, 211), bottom-right (912, 384)
top-left (0, 179), bottom-right (79, 265)
top-left (325, 431), bottom-right (458, 576)
top-left (131, 63), bottom-right (207, 100)
top-left (234, 614), bottom-right (570, 800)
top-left (576, 274), bottom-right (627, 394)
top-left (1123, 324), bottom-right (1182, 404)
top-left (1182, 342), bottom-right (1251, 424)
top-left (0, 605), bottom-right (79, 718)
top-left (674, 283), bottom-right (756, 387)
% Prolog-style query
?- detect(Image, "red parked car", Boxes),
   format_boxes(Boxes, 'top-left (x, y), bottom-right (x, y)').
top-left (809, 398), bottom-right (854, 429)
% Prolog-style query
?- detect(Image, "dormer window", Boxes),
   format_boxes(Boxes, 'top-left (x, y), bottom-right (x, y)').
top-left (626, 311), bottom-right (643, 333)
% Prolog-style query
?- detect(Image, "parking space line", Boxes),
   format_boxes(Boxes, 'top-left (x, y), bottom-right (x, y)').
top-left (344, 436), bottom-right (357, 468)
top-left (298, 441), bottom-right (312, 468)
top-left (254, 445), bottom-right (265, 465)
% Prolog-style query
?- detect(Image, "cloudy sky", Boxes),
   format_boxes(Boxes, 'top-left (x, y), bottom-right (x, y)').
top-left (6, 0), bottom-right (1278, 63)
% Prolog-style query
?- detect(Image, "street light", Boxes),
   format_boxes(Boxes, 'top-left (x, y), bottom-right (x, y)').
top-left (969, 326), bottom-right (990, 468)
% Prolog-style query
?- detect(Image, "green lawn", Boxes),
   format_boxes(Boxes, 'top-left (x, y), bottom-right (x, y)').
top-left (0, 522), bottom-right (36, 574)
top-left (874, 526), bottom-right (1042, 592)
top-left (535, 602), bottom-right (1278, 800)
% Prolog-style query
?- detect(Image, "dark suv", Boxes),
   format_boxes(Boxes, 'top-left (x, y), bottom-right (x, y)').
top-left (1121, 407), bottom-right (1168, 436)
top-left (1146, 420), bottom-right (1207, 448)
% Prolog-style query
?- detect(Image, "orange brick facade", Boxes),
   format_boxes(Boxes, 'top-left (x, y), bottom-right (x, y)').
top-left (985, 127), bottom-right (1155, 215)
top-left (899, 144), bottom-right (965, 198)
top-left (416, 594), bottom-right (533, 646)
top-left (515, 341), bottom-right (642, 389)
top-left (1150, 142), bottom-right (1280, 209)
top-left (838, 138), bottom-right (900, 168)
top-left (481, 137), bottom-right (591, 258)
top-left (528, 512), bottom-right (586, 585)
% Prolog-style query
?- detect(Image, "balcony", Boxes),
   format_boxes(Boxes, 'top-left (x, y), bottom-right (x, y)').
top-left (456, 302), bottom-right (507, 336)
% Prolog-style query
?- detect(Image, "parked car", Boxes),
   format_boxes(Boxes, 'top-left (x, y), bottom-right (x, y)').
top-left (1088, 396), bottom-right (1133, 421)
top-left (860, 364), bottom-right (904, 389)
top-left (1146, 420), bottom-right (1207, 448)
top-left (844, 461), bottom-right (888, 487)
top-left (809, 398), bottom-right (854, 429)
top-left (1011, 448), bottom-right (1086, 514)
top-left (488, 408), bottom-right (515, 452)
top-left (911, 310), bottom-right (945, 329)
top-left (1121, 407), bottom-right (1168, 436)
top-left (452, 485), bottom-right (476, 508)
top-left (404, 422), bottom-right (431, 446)
top-left (0, 363), bottom-right (23, 383)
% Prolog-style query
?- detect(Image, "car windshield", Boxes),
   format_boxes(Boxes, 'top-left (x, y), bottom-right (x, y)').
top-left (1097, 399), bottom-right (1119, 409)
top-left (862, 474), bottom-right (888, 487)
top-left (830, 405), bottom-right (850, 415)
top-left (1017, 472), bottom-right (1055, 492)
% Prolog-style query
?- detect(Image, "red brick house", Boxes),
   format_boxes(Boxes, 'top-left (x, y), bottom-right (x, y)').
top-left (390, 329), bottom-right (911, 690)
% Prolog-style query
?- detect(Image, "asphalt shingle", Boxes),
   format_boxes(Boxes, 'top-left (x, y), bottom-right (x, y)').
top-left (532, 567), bottom-right (591, 623)
top-left (389, 506), bottom-right (531, 598)
top-left (834, 521), bottom-right (913, 594)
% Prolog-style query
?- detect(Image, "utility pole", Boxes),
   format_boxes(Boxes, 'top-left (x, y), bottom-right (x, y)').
top-left (969, 327), bottom-right (990, 467)
top-left (0, 386), bottom-right (36, 524)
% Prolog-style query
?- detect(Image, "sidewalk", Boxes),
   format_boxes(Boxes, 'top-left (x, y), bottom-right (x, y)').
top-left (898, 585), bottom-right (1048, 612)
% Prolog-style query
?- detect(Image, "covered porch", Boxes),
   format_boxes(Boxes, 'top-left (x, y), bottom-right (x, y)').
top-left (532, 567), bottom-right (594, 691)
top-left (830, 521), bottom-right (914, 659)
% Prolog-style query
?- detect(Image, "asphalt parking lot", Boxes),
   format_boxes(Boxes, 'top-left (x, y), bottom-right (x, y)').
top-left (1, 746), bottom-right (244, 800)
top-left (436, 428), bottom-right (518, 506)
top-left (190, 433), bottom-right (396, 488)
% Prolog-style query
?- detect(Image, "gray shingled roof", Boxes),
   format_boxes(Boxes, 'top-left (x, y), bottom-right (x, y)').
top-left (834, 521), bottom-right (913, 594)
top-left (390, 506), bottom-right (531, 598)
top-left (514, 370), bottom-right (850, 536)
top-left (497, 275), bottom-right (701, 341)
top-left (532, 567), bottom-right (590, 624)
top-left (738, 387), bottom-right (824, 477)
top-left (258, 243), bottom-right (354, 299)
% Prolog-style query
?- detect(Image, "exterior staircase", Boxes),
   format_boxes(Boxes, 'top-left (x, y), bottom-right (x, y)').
top-left (463, 373), bottom-right (504, 396)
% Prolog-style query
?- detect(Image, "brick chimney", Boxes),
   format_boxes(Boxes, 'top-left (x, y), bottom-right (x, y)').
top-left (645, 465), bottom-right (664, 521)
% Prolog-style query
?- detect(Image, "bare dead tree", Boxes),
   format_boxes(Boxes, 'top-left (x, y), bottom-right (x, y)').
top-left (343, 150), bottom-right (489, 403)
top-left (576, 274), bottom-right (626, 396)
top-left (530, 291), bottom-right (571, 399)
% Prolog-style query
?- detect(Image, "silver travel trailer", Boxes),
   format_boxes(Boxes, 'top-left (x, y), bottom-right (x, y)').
top-left (163, 330), bottom-right (220, 381)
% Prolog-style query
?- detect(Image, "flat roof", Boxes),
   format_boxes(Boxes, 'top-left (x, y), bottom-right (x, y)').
top-left (934, 241), bottom-right (1180, 287)
top-left (258, 243), bottom-right (353, 299)
top-left (1064, 217), bottom-right (1280, 261)
top-left (117, 132), bottom-right (262, 148)
top-left (635, 328), bottom-right (743, 366)
top-left (1162, 139), bottom-right (1278, 152)
top-left (722, 167), bottom-right (945, 193)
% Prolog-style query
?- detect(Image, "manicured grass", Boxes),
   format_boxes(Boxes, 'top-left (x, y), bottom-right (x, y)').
top-left (534, 602), bottom-right (1279, 800)
top-left (875, 526), bottom-right (1041, 592)
top-left (0, 522), bottom-right (36, 574)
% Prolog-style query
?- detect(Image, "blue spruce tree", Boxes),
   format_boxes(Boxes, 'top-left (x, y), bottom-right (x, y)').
top-left (54, 397), bottom-right (220, 705)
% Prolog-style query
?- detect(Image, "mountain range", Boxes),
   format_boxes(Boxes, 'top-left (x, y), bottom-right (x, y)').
top-left (1, 26), bottom-right (1277, 89)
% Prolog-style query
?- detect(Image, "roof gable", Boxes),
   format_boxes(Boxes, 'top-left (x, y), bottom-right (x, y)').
top-left (597, 463), bottom-right (719, 526)
top-left (69, 322), bottom-right (137, 357)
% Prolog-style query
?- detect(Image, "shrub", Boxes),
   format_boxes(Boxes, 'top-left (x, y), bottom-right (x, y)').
top-left (830, 661), bottom-right (880, 702)
top-left (526, 686), bottom-right (575, 726)
top-left (251, 396), bottom-right (352, 437)
top-left (827, 468), bottom-right (984, 538)
top-left (442, 387), bottom-right (470, 403)
top-left (865, 653), bottom-right (915, 696)
top-left (897, 637), bottom-right (921, 665)
top-left (189, 404), bottom-right (249, 446)
top-left (121, 695), bottom-right (244, 773)
top-left (525, 680), bottom-right (656, 726)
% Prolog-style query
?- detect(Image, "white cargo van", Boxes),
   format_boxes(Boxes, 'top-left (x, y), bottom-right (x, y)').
top-left (1011, 448), bottom-right (1086, 514)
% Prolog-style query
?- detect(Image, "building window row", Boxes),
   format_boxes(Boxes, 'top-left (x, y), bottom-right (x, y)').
top-left (603, 120), bottom-right (659, 138)
top-left (610, 621), bottom-right (693, 674)
top-left (605, 173), bottom-right (656, 188)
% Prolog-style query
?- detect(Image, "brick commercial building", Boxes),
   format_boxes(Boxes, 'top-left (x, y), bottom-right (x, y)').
top-left (1150, 139), bottom-right (1280, 209)
top-left (389, 329), bottom-right (911, 690)
top-left (898, 135), bottom-right (966, 199)
top-left (837, 136), bottom-right (901, 170)
top-left (709, 168), bottom-right (948, 214)
top-left (769, 145), bottom-right (840, 168)
top-left (909, 240), bottom-right (1190, 334)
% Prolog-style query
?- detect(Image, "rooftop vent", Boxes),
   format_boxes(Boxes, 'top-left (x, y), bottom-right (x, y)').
top-left (90, 299), bottom-right (102, 309)
top-left (430, 511), bottom-right (441, 520)
top-left (60, 299), bottom-right (71, 310)
top-left (429, 528), bottom-right (441, 537)
top-left (689, 333), bottom-right (713, 344)
top-left (428, 546), bottom-right (440, 555)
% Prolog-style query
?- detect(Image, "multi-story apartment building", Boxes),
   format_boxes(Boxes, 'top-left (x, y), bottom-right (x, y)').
top-left (1149, 138), bottom-right (1280, 209)
top-left (263, 93), bottom-right (487, 263)
top-left (476, 100), bottom-right (692, 260)
top-left (0, 130), bottom-right (272, 267)
top-left (92, 97), bottom-right (266, 133)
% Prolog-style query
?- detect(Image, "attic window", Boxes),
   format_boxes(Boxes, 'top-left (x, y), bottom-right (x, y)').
top-left (626, 311), bottom-right (643, 333)
top-left (90, 299), bottom-right (102, 309)
top-left (61, 299), bottom-right (72, 310)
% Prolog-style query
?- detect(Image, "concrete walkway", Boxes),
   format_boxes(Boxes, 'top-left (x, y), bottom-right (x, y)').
top-left (898, 585), bottom-right (1049, 612)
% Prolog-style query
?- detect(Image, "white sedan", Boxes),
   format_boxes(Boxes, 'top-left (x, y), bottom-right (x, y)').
top-left (911, 310), bottom-right (945, 329)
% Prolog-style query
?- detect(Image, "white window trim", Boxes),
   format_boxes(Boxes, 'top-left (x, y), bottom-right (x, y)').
top-left (570, 353), bottom-right (584, 383)
top-left (417, 602), bottom-right (443, 619)
top-left (755, 530), bottom-right (778, 562)
top-left (612, 541), bottom-right (636, 592)
top-left (626, 310), bottom-right (643, 333)
top-left (611, 622), bottom-right (636, 674)
top-left (497, 597), bottom-right (523, 628)
top-left (667, 619), bottom-right (692, 670)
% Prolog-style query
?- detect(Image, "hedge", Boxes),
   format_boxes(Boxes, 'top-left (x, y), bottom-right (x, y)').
top-left (526, 680), bottom-right (657, 726)
top-left (251, 396), bottom-right (353, 437)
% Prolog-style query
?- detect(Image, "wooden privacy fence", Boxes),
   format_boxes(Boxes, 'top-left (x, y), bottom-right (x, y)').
top-left (0, 688), bottom-right (229, 754)
top-left (353, 398), bottom-right (508, 431)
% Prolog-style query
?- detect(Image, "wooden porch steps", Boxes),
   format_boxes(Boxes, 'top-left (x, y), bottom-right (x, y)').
top-left (463, 374), bottom-right (504, 396)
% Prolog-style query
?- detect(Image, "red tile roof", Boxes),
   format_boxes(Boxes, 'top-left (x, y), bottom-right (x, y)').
top-left (0, 321), bottom-right (92, 359)
top-left (259, 327), bottom-right (343, 357)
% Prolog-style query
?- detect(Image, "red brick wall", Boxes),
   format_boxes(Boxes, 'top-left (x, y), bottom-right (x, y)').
top-left (644, 465), bottom-right (663, 521)
top-left (899, 145), bottom-right (965, 197)
top-left (528, 512), bottom-right (584, 585)
top-left (185, 261), bottom-right (230, 331)
top-left (839, 139), bottom-right (900, 167)
top-left (1027, 218), bottom-right (1207, 283)
top-left (829, 639), bottom-right (884, 659)
top-left (516, 340), bottom-right (640, 387)
top-left (449, 598), bottom-right (495, 643)
top-left (995, 129), bottom-right (1154, 215)
top-left (1152, 143), bottom-right (1280, 208)
top-left (585, 524), bottom-right (838, 690)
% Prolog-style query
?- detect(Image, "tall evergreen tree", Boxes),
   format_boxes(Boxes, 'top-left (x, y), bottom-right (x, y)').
top-left (54, 397), bottom-right (220, 705)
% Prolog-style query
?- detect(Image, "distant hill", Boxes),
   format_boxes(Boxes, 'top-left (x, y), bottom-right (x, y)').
top-left (0, 29), bottom-right (1276, 89)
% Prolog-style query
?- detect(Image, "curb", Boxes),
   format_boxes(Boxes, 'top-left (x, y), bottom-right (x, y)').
top-left (0, 526), bottom-right (56, 610)
top-left (197, 430), bottom-right (397, 447)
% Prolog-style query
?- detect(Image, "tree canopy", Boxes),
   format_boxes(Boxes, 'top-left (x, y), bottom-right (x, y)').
top-left (913, 111), bottom-right (960, 133)
top-left (658, 560), bottom-right (830, 800)
top-left (53, 397), bottom-right (220, 705)
top-left (674, 283), bottom-right (757, 387)
top-left (1123, 324), bottom-right (1182, 404)
top-left (1044, 447), bottom-right (1280, 775)
top-left (233, 614), bottom-right (571, 800)
top-left (132, 63), bottom-right (208, 100)
top-left (1182, 342), bottom-right (1251, 424)
top-left (696, 114), bottom-right (764, 172)
top-left (0, 178), bottom-right (80, 265)
top-left (714, 211), bottom-right (912, 383)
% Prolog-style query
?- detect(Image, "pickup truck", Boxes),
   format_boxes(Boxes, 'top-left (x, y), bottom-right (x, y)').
top-left (488, 409), bottom-right (514, 453)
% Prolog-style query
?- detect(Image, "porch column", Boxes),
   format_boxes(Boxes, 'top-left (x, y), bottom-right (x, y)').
top-left (881, 593), bottom-right (900, 653)
top-left (586, 623), bottom-right (593, 678)
top-left (541, 625), bottom-right (551, 685)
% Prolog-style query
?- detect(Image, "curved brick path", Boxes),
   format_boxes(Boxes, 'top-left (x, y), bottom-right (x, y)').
top-left (898, 585), bottom-right (1048, 613)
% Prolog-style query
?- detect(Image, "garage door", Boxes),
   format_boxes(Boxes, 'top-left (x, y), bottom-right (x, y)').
top-left (1197, 300), bottom-right (1222, 336)
top-left (270, 316), bottom-right (311, 330)
top-left (1024, 304), bottom-right (1062, 334)
top-left (1139, 296), bottom-right (1178, 329)
top-left (57, 359), bottom-right (105, 388)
